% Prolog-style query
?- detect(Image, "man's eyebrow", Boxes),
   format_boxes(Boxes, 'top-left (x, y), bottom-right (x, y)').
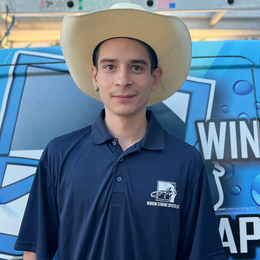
top-left (99, 58), bottom-right (117, 64)
top-left (131, 59), bottom-right (148, 66)
top-left (99, 58), bottom-right (148, 66)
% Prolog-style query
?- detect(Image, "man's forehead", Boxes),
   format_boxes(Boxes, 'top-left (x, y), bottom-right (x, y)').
top-left (97, 37), bottom-right (150, 60)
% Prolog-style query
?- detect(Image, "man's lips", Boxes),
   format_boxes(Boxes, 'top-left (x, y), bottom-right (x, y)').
top-left (112, 94), bottom-right (136, 101)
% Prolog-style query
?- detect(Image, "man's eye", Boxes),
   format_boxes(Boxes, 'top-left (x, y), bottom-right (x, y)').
top-left (105, 65), bottom-right (114, 70)
top-left (132, 65), bottom-right (143, 71)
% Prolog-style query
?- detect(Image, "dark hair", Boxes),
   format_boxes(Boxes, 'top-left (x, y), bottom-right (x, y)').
top-left (92, 38), bottom-right (158, 73)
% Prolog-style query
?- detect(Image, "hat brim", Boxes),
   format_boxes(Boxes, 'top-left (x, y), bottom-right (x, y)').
top-left (60, 8), bottom-right (191, 106)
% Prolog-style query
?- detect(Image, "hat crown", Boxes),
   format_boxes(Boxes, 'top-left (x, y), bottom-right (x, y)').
top-left (110, 3), bottom-right (145, 11)
top-left (61, 3), bottom-right (191, 106)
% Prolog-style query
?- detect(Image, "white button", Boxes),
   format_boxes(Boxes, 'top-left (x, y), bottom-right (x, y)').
top-left (117, 176), bottom-right (123, 182)
top-left (112, 140), bottom-right (117, 145)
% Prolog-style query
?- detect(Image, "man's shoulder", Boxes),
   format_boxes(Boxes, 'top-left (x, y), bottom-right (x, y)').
top-left (45, 125), bottom-right (92, 155)
top-left (163, 130), bottom-right (203, 163)
top-left (36, 125), bottom-right (93, 175)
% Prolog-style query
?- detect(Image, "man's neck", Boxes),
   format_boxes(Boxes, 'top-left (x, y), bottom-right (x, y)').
top-left (103, 110), bottom-right (148, 151)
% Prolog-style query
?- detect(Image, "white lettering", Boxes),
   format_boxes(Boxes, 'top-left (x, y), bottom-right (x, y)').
top-left (147, 201), bottom-right (157, 206)
top-left (158, 202), bottom-right (167, 207)
top-left (219, 218), bottom-right (238, 254)
top-left (239, 217), bottom-right (260, 253)
top-left (197, 121), bottom-right (226, 160)
top-left (229, 121), bottom-right (238, 159)
top-left (240, 121), bottom-right (260, 159)
top-left (196, 119), bottom-right (260, 160)
top-left (168, 203), bottom-right (180, 209)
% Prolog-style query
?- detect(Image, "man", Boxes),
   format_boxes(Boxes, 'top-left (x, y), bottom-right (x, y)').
top-left (14, 3), bottom-right (226, 260)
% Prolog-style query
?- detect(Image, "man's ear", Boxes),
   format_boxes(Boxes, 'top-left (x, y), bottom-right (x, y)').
top-left (91, 65), bottom-right (98, 87)
top-left (151, 67), bottom-right (163, 92)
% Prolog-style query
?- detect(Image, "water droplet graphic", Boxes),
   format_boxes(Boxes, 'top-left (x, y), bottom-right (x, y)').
top-left (221, 163), bottom-right (234, 181)
top-left (238, 112), bottom-right (250, 122)
top-left (254, 101), bottom-right (260, 110)
top-left (251, 175), bottom-right (260, 206)
top-left (229, 185), bottom-right (241, 195)
top-left (221, 105), bottom-right (229, 113)
top-left (233, 80), bottom-right (253, 95)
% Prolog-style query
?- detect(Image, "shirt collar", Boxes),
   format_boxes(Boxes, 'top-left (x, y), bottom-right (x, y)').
top-left (92, 109), bottom-right (114, 145)
top-left (141, 110), bottom-right (164, 150)
top-left (92, 109), bottom-right (164, 150)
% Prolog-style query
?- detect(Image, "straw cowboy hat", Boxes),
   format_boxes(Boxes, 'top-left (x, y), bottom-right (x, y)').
top-left (60, 3), bottom-right (192, 106)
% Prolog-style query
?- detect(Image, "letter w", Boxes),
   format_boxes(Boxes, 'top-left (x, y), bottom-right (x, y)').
top-left (197, 122), bottom-right (226, 160)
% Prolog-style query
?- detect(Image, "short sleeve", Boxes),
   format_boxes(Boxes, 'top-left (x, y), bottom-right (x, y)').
top-left (176, 165), bottom-right (226, 260)
top-left (14, 150), bottom-right (59, 260)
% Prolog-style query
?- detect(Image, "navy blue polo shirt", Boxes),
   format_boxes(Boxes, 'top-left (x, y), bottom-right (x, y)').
top-left (15, 110), bottom-right (226, 260)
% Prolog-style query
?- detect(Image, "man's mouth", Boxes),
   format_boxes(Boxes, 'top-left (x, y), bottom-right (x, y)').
top-left (112, 94), bottom-right (137, 101)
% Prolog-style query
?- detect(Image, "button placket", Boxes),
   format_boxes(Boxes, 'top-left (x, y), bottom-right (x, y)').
top-left (110, 141), bottom-right (134, 196)
top-left (113, 160), bottom-right (126, 193)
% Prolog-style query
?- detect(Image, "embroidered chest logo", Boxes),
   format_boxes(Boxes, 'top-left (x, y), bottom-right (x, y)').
top-left (147, 181), bottom-right (180, 209)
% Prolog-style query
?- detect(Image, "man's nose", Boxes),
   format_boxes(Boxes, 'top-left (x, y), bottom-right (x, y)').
top-left (115, 68), bottom-right (133, 88)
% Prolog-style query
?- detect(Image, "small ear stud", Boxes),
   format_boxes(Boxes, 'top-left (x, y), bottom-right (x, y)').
top-left (95, 86), bottom-right (99, 92)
